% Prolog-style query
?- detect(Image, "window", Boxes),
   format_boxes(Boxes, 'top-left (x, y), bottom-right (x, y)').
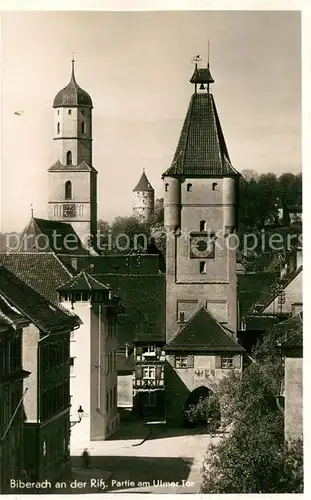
top-left (106, 393), bottom-right (109, 412)
top-left (175, 355), bottom-right (194, 368)
top-left (200, 220), bottom-right (207, 231)
top-left (179, 312), bottom-right (185, 323)
top-left (145, 392), bottom-right (156, 406)
top-left (165, 183), bottom-right (169, 192)
top-left (42, 440), bottom-right (47, 456)
top-left (200, 262), bottom-right (207, 274)
top-left (221, 356), bottom-right (234, 369)
top-left (81, 110), bottom-right (85, 116)
top-left (147, 345), bottom-right (155, 354)
top-left (212, 182), bottom-right (218, 191)
top-left (68, 109), bottom-right (72, 115)
top-left (66, 151), bottom-right (72, 165)
top-left (142, 365), bottom-right (155, 379)
top-left (57, 110), bottom-right (60, 115)
top-left (57, 122), bottom-right (60, 134)
top-left (65, 180), bottom-right (72, 199)
top-left (81, 121), bottom-right (85, 134)
top-left (70, 357), bottom-right (75, 366)
top-left (187, 183), bottom-right (192, 192)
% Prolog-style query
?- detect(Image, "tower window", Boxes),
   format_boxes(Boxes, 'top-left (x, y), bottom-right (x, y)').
top-left (165, 183), bottom-right (169, 192)
top-left (65, 181), bottom-right (72, 200)
top-left (200, 262), bottom-right (207, 274)
top-left (66, 151), bottom-right (72, 165)
top-left (81, 121), bottom-right (85, 134)
top-left (57, 122), bottom-right (60, 134)
top-left (68, 109), bottom-right (72, 115)
top-left (57, 110), bottom-right (60, 115)
top-left (212, 183), bottom-right (218, 191)
top-left (200, 220), bottom-right (207, 231)
top-left (187, 183), bottom-right (192, 192)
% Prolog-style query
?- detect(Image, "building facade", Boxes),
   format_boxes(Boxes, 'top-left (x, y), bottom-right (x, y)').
top-left (163, 60), bottom-right (241, 424)
top-left (48, 59), bottom-right (97, 245)
top-left (132, 170), bottom-right (155, 222)
top-left (58, 271), bottom-right (120, 446)
top-left (0, 265), bottom-right (79, 484)
top-left (0, 297), bottom-right (30, 494)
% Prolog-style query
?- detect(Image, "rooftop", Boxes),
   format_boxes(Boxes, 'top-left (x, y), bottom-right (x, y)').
top-left (133, 170), bottom-right (154, 192)
top-left (165, 307), bottom-right (245, 352)
top-left (53, 59), bottom-right (93, 108)
top-left (0, 265), bottom-right (80, 334)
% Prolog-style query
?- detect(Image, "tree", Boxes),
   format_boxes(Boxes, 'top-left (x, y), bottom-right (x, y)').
top-left (184, 394), bottom-right (221, 432)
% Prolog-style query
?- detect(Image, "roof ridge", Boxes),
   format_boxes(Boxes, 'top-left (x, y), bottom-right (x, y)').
top-left (82, 270), bottom-right (92, 290)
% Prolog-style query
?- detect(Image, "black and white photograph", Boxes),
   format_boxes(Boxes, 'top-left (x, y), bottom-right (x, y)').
top-left (0, 6), bottom-right (303, 495)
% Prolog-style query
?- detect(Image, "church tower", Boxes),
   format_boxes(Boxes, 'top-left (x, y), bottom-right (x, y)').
top-left (48, 59), bottom-right (97, 246)
top-left (163, 57), bottom-right (240, 342)
top-left (132, 169), bottom-right (155, 222)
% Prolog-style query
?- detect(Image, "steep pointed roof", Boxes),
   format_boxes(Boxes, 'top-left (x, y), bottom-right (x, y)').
top-left (53, 59), bottom-right (93, 108)
top-left (133, 170), bottom-right (154, 192)
top-left (17, 217), bottom-right (89, 256)
top-left (165, 307), bottom-right (244, 352)
top-left (163, 92), bottom-right (239, 178)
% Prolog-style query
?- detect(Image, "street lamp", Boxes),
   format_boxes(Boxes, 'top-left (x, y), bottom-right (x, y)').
top-left (70, 406), bottom-right (84, 427)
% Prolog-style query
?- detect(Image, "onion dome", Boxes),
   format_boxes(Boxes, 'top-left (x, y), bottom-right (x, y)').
top-left (53, 59), bottom-right (93, 108)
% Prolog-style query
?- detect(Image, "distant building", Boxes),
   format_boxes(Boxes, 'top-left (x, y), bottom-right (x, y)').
top-left (133, 170), bottom-right (155, 222)
top-left (0, 291), bottom-right (30, 494)
top-left (162, 59), bottom-right (242, 424)
top-left (0, 265), bottom-right (80, 485)
top-left (58, 271), bottom-right (121, 444)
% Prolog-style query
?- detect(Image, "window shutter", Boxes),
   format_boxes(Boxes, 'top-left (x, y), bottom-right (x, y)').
top-left (187, 355), bottom-right (194, 368)
top-left (215, 356), bottom-right (222, 369)
top-left (155, 365), bottom-right (162, 380)
top-left (135, 366), bottom-right (143, 379)
top-left (233, 355), bottom-right (241, 369)
top-left (136, 346), bottom-right (143, 356)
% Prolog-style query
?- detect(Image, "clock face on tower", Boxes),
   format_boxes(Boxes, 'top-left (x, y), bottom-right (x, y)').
top-left (63, 204), bottom-right (76, 218)
top-left (190, 233), bottom-right (215, 259)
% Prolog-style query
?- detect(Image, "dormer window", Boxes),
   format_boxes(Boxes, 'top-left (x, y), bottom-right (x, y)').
top-left (187, 183), bottom-right (192, 192)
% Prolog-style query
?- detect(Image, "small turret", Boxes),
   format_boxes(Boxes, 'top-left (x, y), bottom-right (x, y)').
top-left (132, 170), bottom-right (155, 222)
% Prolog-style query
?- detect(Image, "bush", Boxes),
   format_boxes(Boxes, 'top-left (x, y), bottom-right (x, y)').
top-left (184, 394), bottom-right (221, 433)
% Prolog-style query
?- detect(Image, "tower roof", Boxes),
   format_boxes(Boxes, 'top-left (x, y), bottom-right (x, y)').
top-left (53, 59), bottom-right (93, 108)
top-left (163, 64), bottom-right (239, 178)
top-left (133, 170), bottom-right (154, 192)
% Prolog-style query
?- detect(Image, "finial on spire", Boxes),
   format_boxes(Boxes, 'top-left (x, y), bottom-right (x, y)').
top-left (192, 55), bottom-right (202, 69)
top-left (31, 204), bottom-right (34, 218)
top-left (208, 41), bottom-right (210, 68)
top-left (71, 54), bottom-right (75, 79)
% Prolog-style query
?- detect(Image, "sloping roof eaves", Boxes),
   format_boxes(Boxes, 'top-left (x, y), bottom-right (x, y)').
top-left (165, 307), bottom-right (244, 352)
top-left (0, 265), bottom-right (79, 334)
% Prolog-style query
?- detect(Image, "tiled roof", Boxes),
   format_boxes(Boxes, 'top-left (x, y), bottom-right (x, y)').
top-left (257, 266), bottom-right (302, 314)
top-left (165, 307), bottom-right (244, 352)
top-left (238, 271), bottom-right (279, 317)
top-left (277, 312), bottom-right (303, 349)
top-left (17, 217), bottom-right (89, 256)
top-left (190, 66), bottom-right (214, 84)
top-left (0, 252), bottom-right (73, 304)
top-left (163, 92), bottom-right (239, 178)
top-left (57, 270), bottom-right (111, 292)
top-left (0, 296), bottom-right (30, 330)
top-left (48, 160), bottom-right (97, 173)
top-left (133, 170), bottom-right (154, 192)
top-left (53, 61), bottom-right (92, 108)
top-left (94, 274), bottom-right (165, 346)
top-left (0, 265), bottom-right (80, 334)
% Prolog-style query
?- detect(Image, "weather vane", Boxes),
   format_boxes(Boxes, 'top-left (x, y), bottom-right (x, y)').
top-left (192, 55), bottom-right (202, 65)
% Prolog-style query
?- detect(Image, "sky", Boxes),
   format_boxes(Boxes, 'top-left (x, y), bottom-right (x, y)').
top-left (0, 10), bottom-right (301, 232)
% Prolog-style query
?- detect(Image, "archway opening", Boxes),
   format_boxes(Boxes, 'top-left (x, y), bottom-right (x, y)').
top-left (183, 386), bottom-right (221, 431)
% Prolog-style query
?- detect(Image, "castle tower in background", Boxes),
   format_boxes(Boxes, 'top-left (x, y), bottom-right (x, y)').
top-left (132, 169), bottom-right (155, 222)
top-left (48, 59), bottom-right (97, 245)
top-left (163, 57), bottom-right (240, 342)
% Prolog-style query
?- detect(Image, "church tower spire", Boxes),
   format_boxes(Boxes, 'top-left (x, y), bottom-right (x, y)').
top-left (48, 59), bottom-right (98, 246)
